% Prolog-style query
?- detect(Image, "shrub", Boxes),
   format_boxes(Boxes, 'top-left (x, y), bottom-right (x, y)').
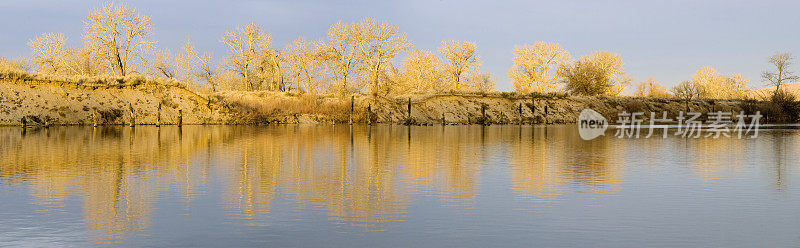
top-left (769, 89), bottom-right (800, 122)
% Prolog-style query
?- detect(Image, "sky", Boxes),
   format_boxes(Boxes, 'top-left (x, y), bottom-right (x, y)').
top-left (1, 0), bottom-right (799, 91)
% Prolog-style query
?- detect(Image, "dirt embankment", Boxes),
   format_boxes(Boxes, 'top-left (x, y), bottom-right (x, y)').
top-left (360, 94), bottom-right (746, 125)
top-left (0, 73), bottom-right (237, 126)
top-left (0, 72), bottom-right (760, 126)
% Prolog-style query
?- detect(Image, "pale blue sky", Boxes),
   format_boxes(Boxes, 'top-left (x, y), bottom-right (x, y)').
top-left (2, 0), bottom-right (798, 91)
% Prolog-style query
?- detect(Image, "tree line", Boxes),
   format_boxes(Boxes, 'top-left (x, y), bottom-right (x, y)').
top-left (4, 3), bottom-right (798, 100)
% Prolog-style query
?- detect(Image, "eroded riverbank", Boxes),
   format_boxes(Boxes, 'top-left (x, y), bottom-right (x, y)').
top-left (0, 71), bottom-right (786, 126)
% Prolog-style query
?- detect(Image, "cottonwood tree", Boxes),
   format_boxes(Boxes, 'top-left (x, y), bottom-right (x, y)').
top-left (29, 33), bottom-right (102, 76)
top-left (671, 80), bottom-right (704, 100)
top-left (151, 41), bottom-right (196, 86)
top-left (285, 38), bottom-right (325, 94)
top-left (220, 22), bottom-right (271, 90)
top-left (186, 41), bottom-right (218, 92)
top-left (691, 66), bottom-right (748, 99)
top-left (560, 51), bottom-right (631, 96)
top-left (726, 73), bottom-right (749, 99)
top-left (0, 57), bottom-right (26, 72)
top-left (255, 45), bottom-right (285, 91)
top-left (671, 80), bottom-right (704, 111)
top-left (399, 49), bottom-right (442, 93)
top-left (83, 3), bottom-right (155, 76)
top-left (439, 40), bottom-right (481, 91)
top-left (28, 33), bottom-right (73, 74)
top-left (762, 52), bottom-right (799, 94)
top-left (319, 20), bottom-right (360, 96)
top-left (469, 71), bottom-right (498, 93)
top-left (633, 77), bottom-right (670, 98)
top-left (151, 48), bottom-right (179, 79)
top-left (352, 18), bottom-right (412, 95)
top-left (508, 42), bottom-right (571, 93)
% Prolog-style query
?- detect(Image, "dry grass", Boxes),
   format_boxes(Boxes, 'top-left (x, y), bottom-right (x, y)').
top-left (213, 91), bottom-right (350, 117)
top-left (747, 82), bottom-right (800, 100)
top-left (0, 68), bottom-right (184, 88)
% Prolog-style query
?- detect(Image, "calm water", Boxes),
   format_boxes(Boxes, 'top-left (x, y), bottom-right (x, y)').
top-left (0, 125), bottom-right (798, 247)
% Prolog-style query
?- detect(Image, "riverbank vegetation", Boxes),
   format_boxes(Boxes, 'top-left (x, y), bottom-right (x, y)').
top-left (1, 3), bottom-right (798, 124)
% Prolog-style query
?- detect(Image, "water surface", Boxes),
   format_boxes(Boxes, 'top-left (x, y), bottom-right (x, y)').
top-left (0, 125), bottom-right (798, 247)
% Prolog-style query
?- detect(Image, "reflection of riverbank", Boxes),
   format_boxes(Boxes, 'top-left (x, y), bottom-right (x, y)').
top-left (0, 125), bottom-right (796, 242)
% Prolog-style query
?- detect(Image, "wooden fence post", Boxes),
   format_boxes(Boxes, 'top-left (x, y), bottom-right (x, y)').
top-left (407, 98), bottom-right (412, 124)
top-left (367, 104), bottom-right (372, 125)
top-left (129, 103), bottom-right (135, 127)
top-left (350, 95), bottom-right (354, 125)
top-left (156, 103), bottom-right (162, 127)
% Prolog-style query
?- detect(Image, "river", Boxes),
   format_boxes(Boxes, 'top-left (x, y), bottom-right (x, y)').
top-left (0, 125), bottom-right (798, 247)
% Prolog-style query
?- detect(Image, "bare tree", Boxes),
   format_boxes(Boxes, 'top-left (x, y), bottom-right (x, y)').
top-left (439, 40), bottom-right (481, 91)
top-left (353, 18), bottom-right (412, 95)
top-left (319, 20), bottom-right (360, 95)
top-left (508, 42), bottom-right (571, 93)
top-left (671, 80), bottom-right (704, 111)
top-left (633, 77), bottom-right (670, 98)
top-left (762, 52), bottom-right (799, 94)
top-left (0, 57), bottom-right (27, 72)
top-left (285, 38), bottom-right (325, 93)
top-left (469, 71), bottom-right (498, 93)
top-left (152, 48), bottom-right (176, 79)
top-left (28, 33), bottom-right (73, 74)
top-left (83, 3), bottom-right (155, 76)
top-left (399, 49), bottom-right (442, 93)
top-left (671, 80), bottom-right (704, 101)
top-left (691, 66), bottom-right (748, 99)
top-left (186, 41), bottom-right (217, 92)
top-left (150, 41), bottom-right (196, 87)
top-left (220, 22), bottom-right (271, 90)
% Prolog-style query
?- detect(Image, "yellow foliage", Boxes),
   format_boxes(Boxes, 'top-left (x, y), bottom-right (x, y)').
top-left (319, 20), bottom-right (361, 95)
top-left (352, 18), bottom-right (412, 95)
top-left (560, 51), bottom-right (632, 96)
top-left (398, 49), bottom-right (442, 94)
top-left (508, 42), bottom-right (571, 93)
top-left (691, 66), bottom-right (748, 99)
top-left (222, 23), bottom-right (280, 90)
top-left (439, 40), bottom-right (481, 91)
top-left (633, 77), bottom-right (670, 98)
top-left (84, 3), bottom-right (155, 76)
top-left (284, 38), bottom-right (326, 94)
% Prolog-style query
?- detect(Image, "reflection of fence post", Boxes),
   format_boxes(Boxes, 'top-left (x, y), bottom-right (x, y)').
top-left (156, 103), bottom-right (162, 127)
top-left (481, 104), bottom-right (487, 126)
